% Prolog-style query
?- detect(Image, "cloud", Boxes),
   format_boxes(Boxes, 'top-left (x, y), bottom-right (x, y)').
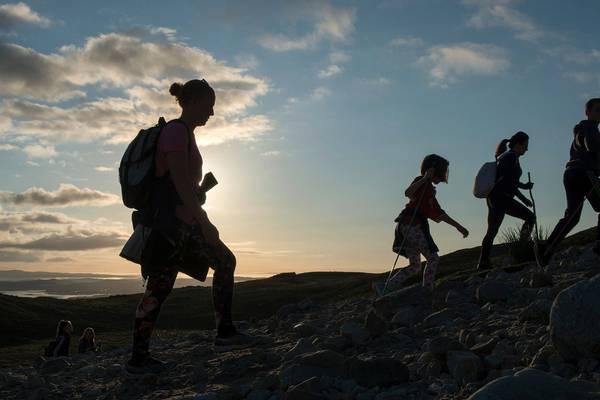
top-left (390, 36), bottom-right (425, 47)
top-left (329, 51), bottom-right (351, 64)
top-left (0, 183), bottom-right (120, 207)
top-left (0, 2), bottom-right (51, 31)
top-left (318, 65), bottom-right (343, 79)
top-left (0, 250), bottom-right (40, 262)
top-left (0, 231), bottom-right (126, 251)
top-left (94, 166), bottom-right (114, 172)
top-left (260, 150), bottom-right (283, 157)
top-left (258, 2), bottom-right (355, 52)
top-left (311, 86), bottom-right (332, 100)
top-left (0, 143), bottom-right (16, 151)
top-left (416, 43), bottom-right (510, 87)
top-left (45, 256), bottom-right (74, 262)
top-left (361, 77), bottom-right (394, 86)
top-left (0, 30), bottom-right (271, 146)
top-left (462, 0), bottom-right (543, 42)
top-left (23, 143), bottom-right (56, 159)
top-left (0, 42), bottom-right (86, 101)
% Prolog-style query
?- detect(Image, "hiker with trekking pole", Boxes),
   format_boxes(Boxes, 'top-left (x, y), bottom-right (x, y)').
top-left (537, 98), bottom-right (600, 266)
top-left (475, 131), bottom-right (536, 272)
top-left (374, 154), bottom-right (469, 297)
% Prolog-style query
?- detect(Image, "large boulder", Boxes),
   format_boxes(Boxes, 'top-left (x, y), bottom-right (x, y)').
top-left (468, 368), bottom-right (600, 399)
top-left (345, 357), bottom-right (409, 388)
top-left (550, 274), bottom-right (600, 361)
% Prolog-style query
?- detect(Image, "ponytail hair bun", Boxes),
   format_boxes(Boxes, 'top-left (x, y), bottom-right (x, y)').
top-left (169, 82), bottom-right (184, 97)
top-left (169, 79), bottom-right (215, 108)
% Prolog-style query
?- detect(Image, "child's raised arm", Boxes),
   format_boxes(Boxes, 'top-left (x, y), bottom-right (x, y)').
top-left (437, 214), bottom-right (469, 238)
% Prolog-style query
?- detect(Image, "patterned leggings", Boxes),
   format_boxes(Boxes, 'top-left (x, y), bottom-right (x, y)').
top-left (389, 224), bottom-right (440, 290)
top-left (132, 237), bottom-right (236, 361)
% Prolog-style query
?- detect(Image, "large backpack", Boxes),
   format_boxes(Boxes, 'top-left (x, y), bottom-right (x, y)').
top-left (473, 161), bottom-right (497, 198)
top-left (119, 117), bottom-right (168, 210)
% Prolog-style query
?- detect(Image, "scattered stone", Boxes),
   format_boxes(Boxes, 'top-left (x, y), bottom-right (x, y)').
top-left (446, 289), bottom-right (471, 306)
top-left (471, 337), bottom-right (498, 356)
top-left (519, 299), bottom-right (552, 324)
top-left (284, 376), bottom-right (323, 400)
top-left (340, 321), bottom-right (370, 346)
top-left (372, 284), bottom-right (431, 317)
top-left (446, 351), bottom-right (484, 384)
top-left (476, 281), bottom-right (513, 303)
top-left (285, 338), bottom-right (317, 361)
top-left (40, 357), bottom-right (71, 374)
top-left (426, 336), bottom-right (465, 359)
top-left (528, 271), bottom-right (554, 288)
top-left (423, 308), bottom-right (456, 328)
top-left (293, 322), bottom-right (317, 338)
top-left (364, 309), bottom-right (387, 338)
top-left (390, 306), bottom-right (420, 327)
top-left (345, 356), bottom-right (409, 388)
top-left (550, 273), bottom-right (600, 361)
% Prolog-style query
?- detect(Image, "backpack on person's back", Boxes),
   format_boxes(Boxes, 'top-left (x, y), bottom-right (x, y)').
top-left (473, 160), bottom-right (497, 198)
top-left (119, 117), bottom-right (168, 210)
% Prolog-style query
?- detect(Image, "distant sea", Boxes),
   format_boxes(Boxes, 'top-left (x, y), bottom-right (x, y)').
top-left (0, 270), bottom-right (268, 299)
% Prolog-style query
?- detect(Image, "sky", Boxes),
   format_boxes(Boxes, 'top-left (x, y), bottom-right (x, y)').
top-left (0, 0), bottom-right (599, 277)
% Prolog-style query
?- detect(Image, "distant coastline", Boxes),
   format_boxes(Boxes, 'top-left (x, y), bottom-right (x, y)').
top-left (0, 269), bottom-right (265, 299)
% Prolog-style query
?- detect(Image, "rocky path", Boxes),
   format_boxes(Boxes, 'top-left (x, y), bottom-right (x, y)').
top-left (3, 243), bottom-right (600, 399)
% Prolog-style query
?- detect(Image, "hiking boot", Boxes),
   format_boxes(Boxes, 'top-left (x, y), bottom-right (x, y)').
top-left (126, 356), bottom-right (169, 374)
top-left (214, 331), bottom-right (258, 353)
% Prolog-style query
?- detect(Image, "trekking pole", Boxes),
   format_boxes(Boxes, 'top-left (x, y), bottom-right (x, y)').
top-left (527, 172), bottom-right (542, 270)
top-left (382, 184), bottom-right (427, 297)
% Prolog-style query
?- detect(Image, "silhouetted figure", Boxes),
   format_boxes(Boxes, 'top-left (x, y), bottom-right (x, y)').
top-left (377, 155), bottom-right (469, 295)
top-left (126, 79), bottom-right (255, 374)
top-left (477, 131), bottom-right (535, 270)
top-left (539, 99), bottom-right (600, 265)
top-left (78, 327), bottom-right (100, 354)
top-left (44, 320), bottom-right (73, 358)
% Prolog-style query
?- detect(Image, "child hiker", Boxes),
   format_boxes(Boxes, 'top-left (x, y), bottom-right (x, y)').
top-left (376, 154), bottom-right (469, 295)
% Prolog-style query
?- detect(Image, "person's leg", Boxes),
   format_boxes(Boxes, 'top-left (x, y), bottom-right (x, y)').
top-left (478, 199), bottom-right (506, 269)
top-left (502, 197), bottom-right (536, 238)
top-left (387, 224), bottom-right (424, 286)
top-left (544, 170), bottom-right (589, 261)
top-left (209, 242), bottom-right (237, 337)
top-left (585, 173), bottom-right (600, 253)
top-left (421, 250), bottom-right (440, 290)
top-left (131, 263), bottom-right (178, 362)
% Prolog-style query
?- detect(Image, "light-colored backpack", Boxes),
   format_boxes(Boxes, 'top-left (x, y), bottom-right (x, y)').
top-left (473, 161), bottom-right (497, 198)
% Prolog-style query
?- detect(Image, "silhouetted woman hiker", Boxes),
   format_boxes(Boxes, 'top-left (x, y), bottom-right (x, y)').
top-left (376, 154), bottom-right (469, 295)
top-left (126, 79), bottom-right (255, 374)
top-left (539, 98), bottom-right (600, 265)
top-left (46, 320), bottom-right (72, 358)
top-left (78, 327), bottom-right (100, 354)
top-left (477, 131), bottom-right (535, 270)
